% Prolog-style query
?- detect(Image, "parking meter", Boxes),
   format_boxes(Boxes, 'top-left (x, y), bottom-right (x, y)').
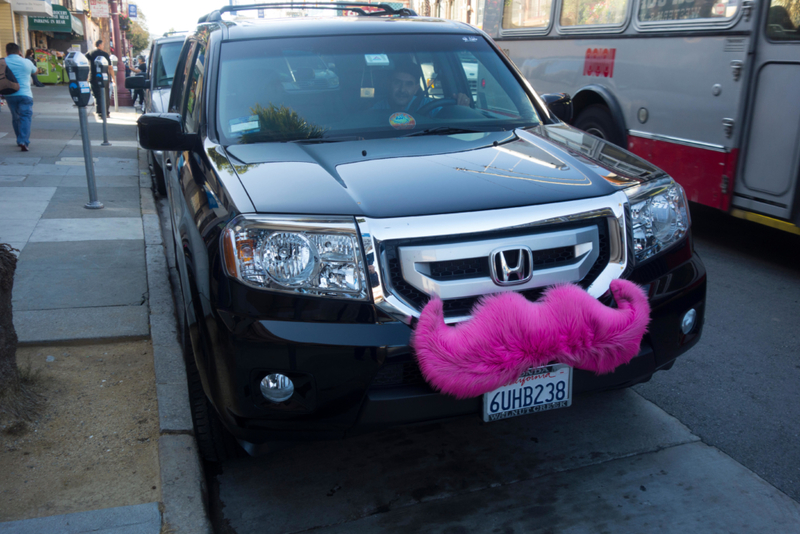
top-left (94, 55), bottom-right (109, 88)
top-left (65, 51), bottom-right (91, 107)
top-left (65, 51), bottom-right (103, 210)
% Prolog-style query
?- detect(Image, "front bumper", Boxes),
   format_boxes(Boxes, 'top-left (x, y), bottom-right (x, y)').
top-left (198, 236), bottom-right (705, 446)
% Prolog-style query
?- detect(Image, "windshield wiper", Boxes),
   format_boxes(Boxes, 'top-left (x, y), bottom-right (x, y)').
top-left (288, 136), bottom-right (363, 144)
top-left (402, 126), bottom-right (494, 138)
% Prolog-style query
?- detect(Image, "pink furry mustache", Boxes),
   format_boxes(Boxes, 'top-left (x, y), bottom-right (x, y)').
top-left (411, 279), bottom-right (651, 399)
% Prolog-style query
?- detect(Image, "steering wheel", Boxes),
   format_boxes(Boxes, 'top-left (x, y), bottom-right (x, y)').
top-left (415, 98), bottom-right (459, 116)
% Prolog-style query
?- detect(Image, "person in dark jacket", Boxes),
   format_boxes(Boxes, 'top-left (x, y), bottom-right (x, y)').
top-left (130, 55), bottom-right (146, 109)
top-left (85, 40), bottom-right (113, 119)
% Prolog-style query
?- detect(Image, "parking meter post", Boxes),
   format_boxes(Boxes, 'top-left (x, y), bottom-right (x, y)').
top-left (65, 50), bottom-right (104, 210)
top-left (100, 89), bottom-right (111, 146)
top-left (79, 107), bottom-right (103, 209)
top-left (94, 55), bottom-right (112, 147)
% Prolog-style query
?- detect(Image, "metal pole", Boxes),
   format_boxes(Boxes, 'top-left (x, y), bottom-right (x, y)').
top-left (113, 80), bottom-right (118, 112)
top-left (79, 106), bottom-right (103, 210)
top-left (100, 87), bottom-right (111, 146)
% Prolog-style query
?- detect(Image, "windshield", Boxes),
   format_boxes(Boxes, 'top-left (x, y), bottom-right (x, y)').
top-left (154, 41), bottom-right (183, 88)
top-left (216, 34), bottom-right (540, 144)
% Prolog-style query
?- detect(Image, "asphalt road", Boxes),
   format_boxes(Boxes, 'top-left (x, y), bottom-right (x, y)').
top-left (633, 204), bottom-right (800, 503)
top-left (156, 198), bottom-right (800, 532)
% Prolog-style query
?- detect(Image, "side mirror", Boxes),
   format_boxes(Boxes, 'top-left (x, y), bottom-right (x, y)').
top-left (125, 76), bottom-right (148, 90)
top-left (138, 113), bottom-right (197, 151)
top-left (541, 93), bottom-right (573, 123)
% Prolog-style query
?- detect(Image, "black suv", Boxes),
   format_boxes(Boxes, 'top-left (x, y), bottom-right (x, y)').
top-left (138, 3), bottom-right (706, 461)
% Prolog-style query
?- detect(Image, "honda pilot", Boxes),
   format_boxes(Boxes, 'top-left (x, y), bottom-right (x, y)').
top-left (137, 3), bottom-right (706, 461)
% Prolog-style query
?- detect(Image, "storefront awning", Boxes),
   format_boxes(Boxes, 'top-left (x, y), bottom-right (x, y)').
top-left (28, 5), bottom-right (84, 36)
top-left (12, 0), bottom-right (53, 17)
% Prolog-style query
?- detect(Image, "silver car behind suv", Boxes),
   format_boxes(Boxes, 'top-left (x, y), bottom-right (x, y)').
top-left (127, 32), bottom-right (186, 195)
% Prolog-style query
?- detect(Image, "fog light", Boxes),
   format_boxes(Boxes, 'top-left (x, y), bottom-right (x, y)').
top-left (681, 309), bottom-right (697, 334)
top-left (260, 373), bottom-right (294, 403)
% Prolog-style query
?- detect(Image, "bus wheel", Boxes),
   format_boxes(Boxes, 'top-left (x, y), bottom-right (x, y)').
top-left (574, 105), bottom-right (625, 147)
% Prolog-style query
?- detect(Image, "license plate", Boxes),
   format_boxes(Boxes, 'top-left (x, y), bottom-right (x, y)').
top-left (482, 364), bottom-right (572, 422)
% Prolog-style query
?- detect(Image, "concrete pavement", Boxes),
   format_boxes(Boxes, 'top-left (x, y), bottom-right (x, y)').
top-left (0, 86), bottom-right (210, 533)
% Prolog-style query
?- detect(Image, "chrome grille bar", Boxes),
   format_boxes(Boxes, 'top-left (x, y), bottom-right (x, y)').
top-left (357, 191), bottom-right (629, 324)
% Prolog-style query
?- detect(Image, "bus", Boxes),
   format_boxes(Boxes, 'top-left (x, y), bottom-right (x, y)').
top-left (425, 0), bottom-right (800, 234)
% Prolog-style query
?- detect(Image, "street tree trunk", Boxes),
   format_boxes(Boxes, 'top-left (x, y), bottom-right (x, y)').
top-left (0, 244), bottom-right (20, 390)
top-left (0, 243), bottom-right (38, 420)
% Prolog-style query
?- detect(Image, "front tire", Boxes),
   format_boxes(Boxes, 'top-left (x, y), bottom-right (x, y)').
top-left (574, 104), bottom-right (626, 147)
top-left (150, 152), bottom-right (167, 197)
top-left (182, 312), bottom-right (244, 462)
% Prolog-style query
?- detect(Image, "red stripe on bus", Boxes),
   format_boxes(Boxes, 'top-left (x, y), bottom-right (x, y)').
top-left (627, 136), bottom-right (738, 212)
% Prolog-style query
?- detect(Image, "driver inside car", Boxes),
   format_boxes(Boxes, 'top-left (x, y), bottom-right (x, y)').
top-left (371, 61), bottom-right (471, 115)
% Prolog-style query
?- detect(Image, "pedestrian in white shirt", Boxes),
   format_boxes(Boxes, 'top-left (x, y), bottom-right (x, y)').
top-left (4, 42), bottom-right (38, 151)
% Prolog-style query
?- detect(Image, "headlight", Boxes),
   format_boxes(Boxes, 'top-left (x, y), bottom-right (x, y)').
top-left (221, 215), bottom-right (368, 300)
top-left (625, 177), bottom-right (690, 263)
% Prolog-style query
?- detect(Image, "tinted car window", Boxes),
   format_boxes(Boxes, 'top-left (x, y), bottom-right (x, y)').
top-left (216, 34), bottom-right (540, 144)
top-left (184, 44), bottom-right (206, 133)
top-left (154, 41), bottom-right (183, 88)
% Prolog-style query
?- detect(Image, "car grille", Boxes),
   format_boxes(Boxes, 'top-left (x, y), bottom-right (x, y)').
top-left (383, 218), bottom-right (610, 318)
top-left (371, 360), bottom-right (429, 389)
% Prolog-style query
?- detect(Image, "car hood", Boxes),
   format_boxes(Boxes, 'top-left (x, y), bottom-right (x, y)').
top-left (222, 124), bottom-right (666, 218)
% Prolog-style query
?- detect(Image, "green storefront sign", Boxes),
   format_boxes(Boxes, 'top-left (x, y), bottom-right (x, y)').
top-left (28, 5), bottom-right (84, 36)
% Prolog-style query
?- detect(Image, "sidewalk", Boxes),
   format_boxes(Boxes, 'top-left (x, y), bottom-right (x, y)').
top-left (0, 86), bottom-right (210, 533)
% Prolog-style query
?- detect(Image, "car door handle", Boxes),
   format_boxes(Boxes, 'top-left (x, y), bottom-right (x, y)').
top-left (165, 159), bottom-right (173, 171)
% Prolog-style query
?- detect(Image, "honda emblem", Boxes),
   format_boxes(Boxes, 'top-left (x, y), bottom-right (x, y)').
top-left (490, 247), bottom-right (533, 286)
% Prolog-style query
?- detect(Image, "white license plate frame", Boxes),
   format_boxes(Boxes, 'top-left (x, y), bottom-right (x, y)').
top-left (482, 364), bottom-right (573, 422)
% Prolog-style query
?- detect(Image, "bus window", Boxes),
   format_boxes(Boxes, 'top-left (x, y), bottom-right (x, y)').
top-left (560, 0), bottom-right (629, 26)
top-left (418, 53), bottom-right (445, 98)
top-left (502, 0), bottom-right (554, 29)
top-left (457, 51), bottom-right (480, 100)
top-left (473, 57), bottom-right (519, 115)
top-left (638, 0), bottom-right (738, 22)
top-left (766, 0), bottom-right (800, 40)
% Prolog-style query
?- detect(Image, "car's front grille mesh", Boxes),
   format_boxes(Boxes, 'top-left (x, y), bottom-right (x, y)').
top-left (383, 218), bottom-right (610, 318)
top-left (371, 361), bottom-right (428, 389)
top-left (427, 246), bottom-right (576, 282)
top-left (429, 257), bottom-right (488, 281)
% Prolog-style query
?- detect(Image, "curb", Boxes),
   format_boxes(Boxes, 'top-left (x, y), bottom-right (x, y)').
top-left (139, 150), bottom-right (213, 534)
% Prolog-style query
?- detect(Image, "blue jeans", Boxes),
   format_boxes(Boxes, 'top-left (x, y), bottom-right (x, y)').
top-left (5, 95), bottom-right (34, 147)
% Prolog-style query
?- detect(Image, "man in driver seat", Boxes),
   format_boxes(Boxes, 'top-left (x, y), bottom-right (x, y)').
top-left (372, 60), bottom-right (470, 114)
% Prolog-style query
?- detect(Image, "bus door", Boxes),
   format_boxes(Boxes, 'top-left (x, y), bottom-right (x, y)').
top-left (734, 0), bottom-right (800, 223)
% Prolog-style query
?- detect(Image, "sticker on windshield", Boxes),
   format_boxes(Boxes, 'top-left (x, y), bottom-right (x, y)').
top-left (365, 54), bottom-right (390, 66)
top-left (462, 36), bottom-right (478, 42)
top-left (230, 115), bottom-right (260, 134)
top-left (389, 112), bottom-right (416, 130)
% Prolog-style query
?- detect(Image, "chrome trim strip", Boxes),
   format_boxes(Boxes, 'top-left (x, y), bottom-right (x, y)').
top-left (628, 130), bottom-right (728, 153)
top-left (398, 227), bottom-right (598, 300)
top-left (357, 191), bottom-right (630, 325)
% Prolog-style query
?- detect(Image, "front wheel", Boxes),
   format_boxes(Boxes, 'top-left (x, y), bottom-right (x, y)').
top-left (573, 104), bottom-right (626, 147)
top-left (182, 312), bottom-right (244, 462)
top-left (150, 152), bottom-right (167, 197)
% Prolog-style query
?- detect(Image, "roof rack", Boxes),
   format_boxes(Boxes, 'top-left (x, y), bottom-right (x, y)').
top-left (198, 2), bottom-right (417, 23)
